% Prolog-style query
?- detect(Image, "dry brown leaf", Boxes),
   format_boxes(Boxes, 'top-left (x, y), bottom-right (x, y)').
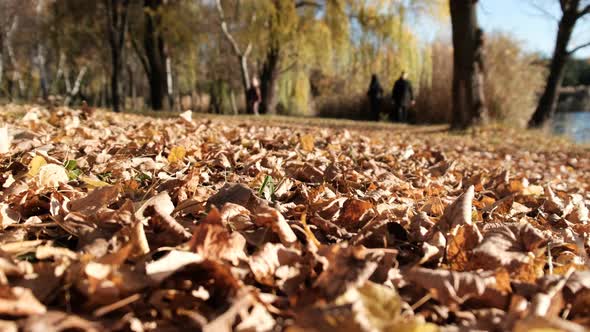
top-left (69, 185), bottom-right (120, 214)
top-left (249, 243), bottom-right (303, 291)
top-left (0, 203), bottom-right (20, 229)
top-left (336, 198), bottom-right (374, 230)
top-left (446, 224), bottom-right (483, 271)
top-left (437, 185), bottom-right (475, 235)
top-left (300, 134), bottom-right (315, 152)
top-left (0, 286), bottom-right (46, 316)
top-left (145, 250), bottom-right (204, 283)
top-left (470, 222), bottom-right (547, 272)
top-left (189, 208), bottom-right (247, 265)
top-left (313, 246), bottom-right (379, 300)
top-left (404, 268), bottom-right (509, 309)
top-left (20, 311), bottom-right (102, 332)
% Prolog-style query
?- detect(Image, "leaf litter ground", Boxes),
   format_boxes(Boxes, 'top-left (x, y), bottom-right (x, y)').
top-left (0, 104), bottom-right (589, 331)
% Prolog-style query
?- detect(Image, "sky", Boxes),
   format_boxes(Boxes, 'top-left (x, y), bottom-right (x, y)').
top-left (478, 0), bottom-right (590, 58)
top-left (416, 1), bottom-right (590, 58)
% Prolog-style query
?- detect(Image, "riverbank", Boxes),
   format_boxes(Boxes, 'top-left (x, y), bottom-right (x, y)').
top-left (558, 85), bottom-right (590, 113)
top-left (0, 104), bottom-right (589, 331)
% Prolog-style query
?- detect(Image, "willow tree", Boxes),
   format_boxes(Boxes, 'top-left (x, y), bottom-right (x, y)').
top-left (328, 0), bottom-right (446, 96)
top-left (218, 0), bottom-right (350, 114)
top-left (202, 0), bottom-right (445, 115)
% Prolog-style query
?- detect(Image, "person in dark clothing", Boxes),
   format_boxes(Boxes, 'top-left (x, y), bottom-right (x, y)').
top-left (391, 71), bottom-right (414, 122)
top-left (367, 74), bottom-right (384, 121)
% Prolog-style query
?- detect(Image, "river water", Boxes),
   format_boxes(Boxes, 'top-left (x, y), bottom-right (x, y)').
top-left (552, 112), bottom-right (590, 144)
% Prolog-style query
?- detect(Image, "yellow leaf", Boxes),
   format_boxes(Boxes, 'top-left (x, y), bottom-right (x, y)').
top-left (79, 175), bottom-right (110, 189)
top-left (300, 134), bottom-right (314, 152)
top-left (28, 156), bottom-right (47, 177)
top-left (168, 146), bottom-right (186, 164)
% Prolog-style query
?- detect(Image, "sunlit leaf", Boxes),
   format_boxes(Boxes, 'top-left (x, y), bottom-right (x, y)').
top-left (300, 134), bottom-right (315, 152)
top-left (27, 155), bottom-right (47, 177)
top-left (168, 146), bottom-right (187, 164)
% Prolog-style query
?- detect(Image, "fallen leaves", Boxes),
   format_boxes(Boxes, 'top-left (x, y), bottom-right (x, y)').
top-left (300, 134), bottom-right (315, 152)
top-left (0, 104), bottom-right (589, 331)
top-left (0, 287), bottom-right (46, 316)
top-left (27, 155), bottom-right (47, 177)
top-left (0, 127), bottom-right (11, 154)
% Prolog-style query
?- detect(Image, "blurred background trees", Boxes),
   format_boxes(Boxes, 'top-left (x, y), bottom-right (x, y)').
top-left (0, 0), bottom-right (587, 126)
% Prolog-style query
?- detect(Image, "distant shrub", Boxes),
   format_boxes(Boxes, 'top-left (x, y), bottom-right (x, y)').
top-left (414, 42), bottom-right (453, 124)
top-left (484, 33), bottom-right (547, 126)
top-left (315, 94), bottom-right (368, 120)
top-left (415, 34), bottom-right (546, 127)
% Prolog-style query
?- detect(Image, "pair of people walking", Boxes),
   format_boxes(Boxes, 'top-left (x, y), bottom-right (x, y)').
top-left (367, 72), bottom-right (414, 122)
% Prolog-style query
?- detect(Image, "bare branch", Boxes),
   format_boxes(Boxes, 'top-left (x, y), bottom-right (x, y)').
top-left (578, 3), bottom-right (590, 18)
top-left (527, 1), bottom-right (560, 21)
top-left (295, 1), bottom-right (322, 9)
top-left (214, 0), bottom-right (252, 92)
top-left (131, 36), bottom-right (151, 77)
top-left (568, 40), bottom-right (590, 54)
top-left (215, 0), bottom-right (244, 56)
top-left (279, 61), bottom-right (297, 74)
top-left (244, 43), bottom-right (253, 57)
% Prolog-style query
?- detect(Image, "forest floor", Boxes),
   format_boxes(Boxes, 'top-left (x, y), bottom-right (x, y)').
top-left (0, 104), bottom-right (589, 331)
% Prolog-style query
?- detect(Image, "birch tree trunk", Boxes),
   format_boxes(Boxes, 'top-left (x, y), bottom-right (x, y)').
top-left (64, 66), bottom-right (88, 106)
top-left (6, 17), bottom-right (25, 99)
top-left (215, 0), bottom-right (253, 113)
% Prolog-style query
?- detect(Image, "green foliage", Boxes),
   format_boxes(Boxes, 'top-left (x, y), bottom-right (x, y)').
top-left (63, 159), bottom-right (81, 180)
top-left (258, 175), bottom-right (275, 201)
top-left (97, 171), bottom-right (114, 183)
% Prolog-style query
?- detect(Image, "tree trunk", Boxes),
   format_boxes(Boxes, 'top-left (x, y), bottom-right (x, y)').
top-left (215, 0), bottom-right (253, 114)
top-left (105, 0), bottom-right (130, 113)
top-left (111, 45), bottom-right (122, 112)
top-left (260, 46), bottom-right (280, 115)
top-left (6, 17), bottom-right (24, 99)
top-left (64, 66), bottom-right (72, 94)
top-left (65, 66), bottom-right (87, 106)
top-left (52, 53), bottom-right (65, 95)
top-left (35, 0), bottom-right (49, 101)
top-left (449, 0), bottom-right (487, 129)
top-left (165, 54), bottom-right (174, 110)
top-left (144, 0), bottom-right (167, 111)
top-left (36, 45), bottom-right (49, 100)
top-left (528, 4), bottom-right (579, 128)
top-left (0, 47), bottom-right (3, 91)
top-left (230, 89), bottom-right (238, 115)
top-left (127, 64), bottom-right (136, 105)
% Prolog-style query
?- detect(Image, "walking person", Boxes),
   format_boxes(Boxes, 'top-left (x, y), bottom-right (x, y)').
top-left (367, 74), bottom-right (384, 121)
top-left (246, 77), bottom-right (262, 115)
top-left (391, 71), bottom-right (414, 123)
